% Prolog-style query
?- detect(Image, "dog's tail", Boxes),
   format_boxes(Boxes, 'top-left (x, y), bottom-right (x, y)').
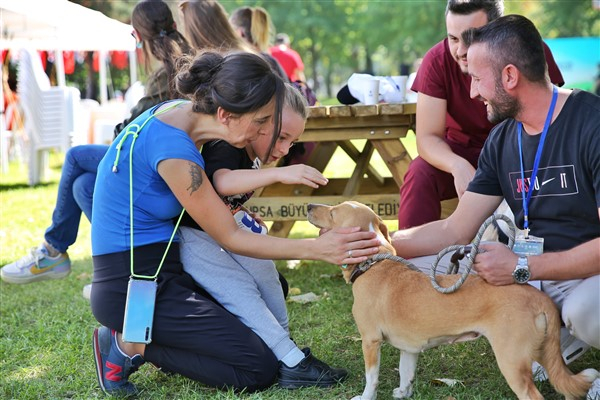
top-left (540, 308), bottom-right (599, 399)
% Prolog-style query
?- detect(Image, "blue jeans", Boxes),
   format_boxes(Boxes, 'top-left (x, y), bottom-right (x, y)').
top-left (44, 145), bottom-right (108, 253)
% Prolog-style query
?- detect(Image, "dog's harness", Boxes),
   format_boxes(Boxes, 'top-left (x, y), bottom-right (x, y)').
top-left (349, 253), bottom-right (421, 283)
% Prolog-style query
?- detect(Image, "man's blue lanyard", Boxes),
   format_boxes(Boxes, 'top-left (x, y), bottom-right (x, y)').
top-left (517, 85), bottom-right (558, 237)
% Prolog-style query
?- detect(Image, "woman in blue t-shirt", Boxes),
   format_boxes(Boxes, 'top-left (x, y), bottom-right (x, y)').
top-left (90, 50), bottom-right (380, 396)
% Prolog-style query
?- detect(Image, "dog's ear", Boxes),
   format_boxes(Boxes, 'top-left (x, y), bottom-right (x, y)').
top-left (378, 217), bottom-right (391, 243)
top-left (376, 217), bottom-right (396, 254)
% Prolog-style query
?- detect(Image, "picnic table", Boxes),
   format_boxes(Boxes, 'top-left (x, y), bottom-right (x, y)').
top-left (245, 102), bottom-right (457, 237)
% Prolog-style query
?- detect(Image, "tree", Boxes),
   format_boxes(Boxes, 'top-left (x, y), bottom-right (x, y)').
top-left (226, 0), bottom-right (447, 96)
top-left (528, 0), bottom-right (599, 37)
top-left (77, 0), bottom-right (599, 99)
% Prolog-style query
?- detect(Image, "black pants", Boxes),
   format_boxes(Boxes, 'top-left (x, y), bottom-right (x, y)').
top-left (91, 243), bottom-right (278, 392)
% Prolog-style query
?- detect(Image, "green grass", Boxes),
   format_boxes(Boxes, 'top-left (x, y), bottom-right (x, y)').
top-left (0, 152), bottom-right (597, 400)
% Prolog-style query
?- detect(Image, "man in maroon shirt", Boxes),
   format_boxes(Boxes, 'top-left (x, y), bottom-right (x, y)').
top-left (397, 0), bottom-right (563, 229)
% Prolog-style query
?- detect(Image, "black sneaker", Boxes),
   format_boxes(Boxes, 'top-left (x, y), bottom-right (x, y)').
top-left (277, 347), bottom-right (348, 389)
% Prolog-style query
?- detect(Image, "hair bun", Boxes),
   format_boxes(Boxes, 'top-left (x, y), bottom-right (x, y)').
top-left (176, 51), bottom-right (226, 112)
top-left (176, 51), bottom-right (284, 116)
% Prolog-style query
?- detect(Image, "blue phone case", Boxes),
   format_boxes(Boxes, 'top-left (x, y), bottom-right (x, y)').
top-left (122, 278), bottom-right (157, 344)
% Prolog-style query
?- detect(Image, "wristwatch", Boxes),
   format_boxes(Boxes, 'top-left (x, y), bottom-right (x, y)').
top-left (512, 256), bottom-right (531, 284)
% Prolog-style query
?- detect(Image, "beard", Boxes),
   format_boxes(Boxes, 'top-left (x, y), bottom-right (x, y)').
top-left (487, 79), bottom-right (521, 124)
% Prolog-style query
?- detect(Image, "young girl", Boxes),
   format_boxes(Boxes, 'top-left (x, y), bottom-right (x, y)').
top-left (179, 84), bottom-right (346, 389)
top-left (91, 51), bottom-right (379, 396)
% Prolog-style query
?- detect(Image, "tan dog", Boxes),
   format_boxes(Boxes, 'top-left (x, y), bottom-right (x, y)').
top-left (307, 201), bottom-right (598, 400)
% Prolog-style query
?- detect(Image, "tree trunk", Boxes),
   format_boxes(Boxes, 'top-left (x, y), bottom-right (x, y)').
top-left (324, 67), bottom-right (333, 99)
top-left (84, 52), bottom-right (97, 101)
top-left (309, 36), bottom-right (319, 93)
top-left (365, 45), bottom-right (373, 75)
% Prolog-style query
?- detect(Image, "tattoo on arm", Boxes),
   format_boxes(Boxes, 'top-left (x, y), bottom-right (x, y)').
top-left (186, 162), bottom-right (204, 195)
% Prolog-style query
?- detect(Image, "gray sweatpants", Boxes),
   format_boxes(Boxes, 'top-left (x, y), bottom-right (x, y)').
top-left (179, 226), bottom-right (298, 360)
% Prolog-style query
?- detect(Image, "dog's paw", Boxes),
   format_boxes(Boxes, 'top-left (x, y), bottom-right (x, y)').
top-left (392, 386), bottom-right (413, 399)
top-left (351, 390), bottom-right (378, 400)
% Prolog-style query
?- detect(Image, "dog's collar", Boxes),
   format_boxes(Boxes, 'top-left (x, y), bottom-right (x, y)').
top-left (349, 254), bottom-right (393, 283)
top-left (349, 253), bottom-right (420, 283)
top-left (349, 259), bottom-right (376, 283)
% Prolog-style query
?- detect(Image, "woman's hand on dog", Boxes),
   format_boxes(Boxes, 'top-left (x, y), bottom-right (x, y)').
top-left (317, 227), bottom-right (380, 265)
top-left (473, 243), bottom-right (519, 285)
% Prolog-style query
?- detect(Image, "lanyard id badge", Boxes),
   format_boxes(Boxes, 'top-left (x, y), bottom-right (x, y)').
top-left (512, 88), bottom-right (556, 284)
top-left (517, 86), bottom-right (557, 239)
top-left (513, 234), bottom-right (544, 256)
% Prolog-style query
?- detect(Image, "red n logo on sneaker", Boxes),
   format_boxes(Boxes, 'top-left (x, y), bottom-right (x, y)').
top-left (105, 361), bottom-right (122, 382)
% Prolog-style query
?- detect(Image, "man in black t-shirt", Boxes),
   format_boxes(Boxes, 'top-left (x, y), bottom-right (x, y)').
top-left (391, 15), bottom-right (599, 396)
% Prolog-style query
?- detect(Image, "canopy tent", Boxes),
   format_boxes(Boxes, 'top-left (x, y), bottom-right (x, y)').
top-left (0, 0), bottom-right (137, 103)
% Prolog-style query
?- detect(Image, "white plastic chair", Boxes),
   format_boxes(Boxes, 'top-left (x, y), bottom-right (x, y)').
top-left (0, 118), bottom-right (11, 174)
top-left (17, 48), bottom-right (80, 185)
top-left (71, 98), bottom-right (100, 146)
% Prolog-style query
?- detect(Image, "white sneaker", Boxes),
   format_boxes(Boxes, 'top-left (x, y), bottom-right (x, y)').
top-left (588, 378), bottom-right (600, 400)
top-left (1, 244), bottom-right (71, 284)
top-left (561, 332), bottom-right (591, 364)
top-left (532, 360), bottom-right (549, 382)
top-left (82, 283), bottom-right (92, 300)
top-left (533, 327), bottom-right (591, 382)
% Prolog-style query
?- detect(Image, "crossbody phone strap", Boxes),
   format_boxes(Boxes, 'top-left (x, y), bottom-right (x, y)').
top-left (112, 100), bottom-right (189, 280)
